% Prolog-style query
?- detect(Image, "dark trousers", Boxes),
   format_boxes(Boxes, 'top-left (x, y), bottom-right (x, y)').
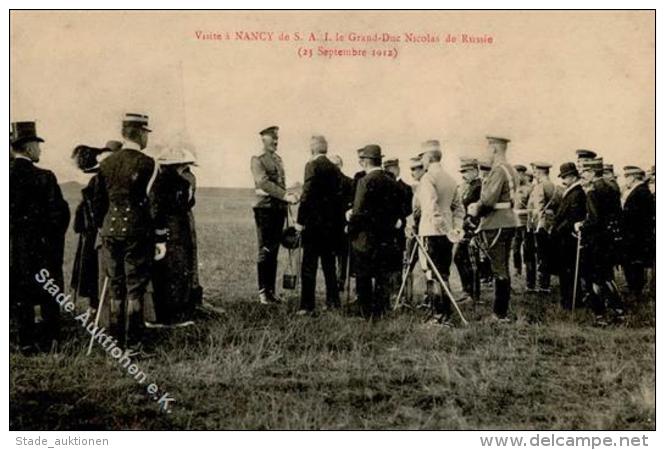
top-left (12, 287), bottom-right (61, 349)
top-left (623, 262), bottom-right (646, 295)
top-left (524, 230), bottom-right (537, 288)
top-left (300, 229), bottom-right (339, 311)
top-left (335, 233), bottom-right (350, 292)
top-left (356, 272), bottom-right (392, 319)
top-left (423, 236), bottom-right (453, 317)
top-left (482, 228), bottom-right (515, 318)
top-left (253, 207), bottom-right (286, 295)
top-left (511, 226), bottom-right (525, 274)
top-left (454, 240), bottom-right (474, 296)
top-left (557, 236), bottom-right (579, 310)
top-left (102, 236), bottom-right (152, 344)
top-left (535, 229), bottom-right (552, 289)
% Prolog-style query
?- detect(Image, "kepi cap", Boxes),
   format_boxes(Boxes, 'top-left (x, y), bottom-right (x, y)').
top-left (123, 113), bottom-right (151, 132)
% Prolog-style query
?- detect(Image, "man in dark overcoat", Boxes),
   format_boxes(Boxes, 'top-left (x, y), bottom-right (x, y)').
top-left (10, 121), bottom-right (70, 352)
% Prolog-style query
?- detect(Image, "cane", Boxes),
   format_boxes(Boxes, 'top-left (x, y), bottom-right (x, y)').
top-left (394, 242), bottom-right (419, 310)
top-left (413, 235), bottom-right (469, 325)
top-left (571, 231), bottom-right (582, 316)
top-left (87, 276), bottom-right (109, 356)
top-left (344, 241), bottom-right (352, 305)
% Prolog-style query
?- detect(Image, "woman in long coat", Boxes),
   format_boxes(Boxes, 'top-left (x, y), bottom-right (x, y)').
top-left (70, 145), bottom-right (109, 310)
top-left (150, 148), bottom-right (198, 326)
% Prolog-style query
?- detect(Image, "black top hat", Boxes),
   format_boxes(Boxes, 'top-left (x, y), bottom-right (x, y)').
top-left (557, 162), bottom-right (579, 179)
top-left (10, 121), bottom-right (44, 147)
top-left (359, 144), bottom-right (383, 160)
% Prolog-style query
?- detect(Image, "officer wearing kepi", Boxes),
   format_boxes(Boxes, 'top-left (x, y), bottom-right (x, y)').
top-left (250, 126), bottom-right (298, 304)
top-left (468, 136), bottom-right (520, 321)
top-left (93, 113), bottom-right (167, 347)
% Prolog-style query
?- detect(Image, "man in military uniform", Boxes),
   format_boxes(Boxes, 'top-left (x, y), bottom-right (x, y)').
top-left (403, 155), bottom-right (426, 304)
top-left (453, 158), bottom-right (482, 301)
top-left (348, 145), bottom-right (402, 319)
top-left (250, 126), bottom-right (298, 304)
top-left (575, 158), bottom-right (624, 324)
top-left (603, 164), bottom-right (621, 194)
top-left (10, 121), bottom-right (70, 352)
top-left (511, 164), bottom-right (530, 276)
top-left (575, 149), bottom-right (597, 171)
top-left (530, 162), bottom-right (561, 293)
top-left (551, 162), bottom-right (587, 310)
top-left (468, 136), bottom-right (519, 321)
top-left (417, 141), bottom-right (465, 324)
top-left (93, 113), bottom-right (166, 346)
top-left (478, 161), bottom-right (492, 180)
top-left (621, 166), bottom-right (654, 297)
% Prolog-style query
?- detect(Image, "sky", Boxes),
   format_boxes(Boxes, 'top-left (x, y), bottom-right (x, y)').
top-left (10, 11), bottom-right (655, 187)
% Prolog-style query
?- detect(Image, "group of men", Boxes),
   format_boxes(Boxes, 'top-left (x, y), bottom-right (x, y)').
top-left (251, 127), bottom-right (656, 325)
top-left (10, 114), bottom-right (199, 353)
top-left (8, 117), bottom-right (656, 355)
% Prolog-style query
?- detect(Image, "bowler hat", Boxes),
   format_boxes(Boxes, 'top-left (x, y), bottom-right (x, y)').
top-left (557, 162), bottom-right (578, 179)
top-left (359, 144), bottom-right (382, 160)
top-left (10, 121), bottom-right (44, 147)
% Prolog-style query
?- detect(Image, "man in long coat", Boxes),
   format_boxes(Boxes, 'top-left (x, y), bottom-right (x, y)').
top-left (10, 121), bottom-right (70, 352)
top-left (621, 166), bottom-right (655, 296)
top-left (575, 158), bottom-right (624, 324)
top-left (296, 136), bottom-right (343, 314)
top-left (348, 145), bottom-right (402, 319)
top-left (551, 163), bottom-right (587, 310)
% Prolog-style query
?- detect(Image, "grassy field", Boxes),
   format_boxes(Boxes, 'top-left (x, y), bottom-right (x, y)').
top-left (9, 185), bottom-right (655, 430)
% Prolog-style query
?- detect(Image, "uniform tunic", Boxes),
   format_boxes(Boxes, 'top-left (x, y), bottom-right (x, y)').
top-left (475, 161), bottom-right (519, 317)
top-left (93, 145), bottom-right (164, 340)
top-left (250, 150), bottom-right (288, 295)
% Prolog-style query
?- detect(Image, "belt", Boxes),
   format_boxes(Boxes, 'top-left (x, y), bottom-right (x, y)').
top-left (494, 202), bottom-right (512, 210)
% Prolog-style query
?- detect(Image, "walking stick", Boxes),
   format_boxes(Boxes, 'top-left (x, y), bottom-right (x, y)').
top-left (394, 242), bottom-right (419, 310)
top-left (345, 240), bottom-right (352, 305)
top-left (72, 235), bottom-right (86, 307)
top-left (87, 276), bottom-right (108, 356)
top-left (413, 235), bottom-right (469, 325)
top-left (571, 231), bottom-right (582, 316)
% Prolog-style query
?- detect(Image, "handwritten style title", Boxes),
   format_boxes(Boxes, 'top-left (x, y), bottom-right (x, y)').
top-left (193, 30), bottom-right (495, 60)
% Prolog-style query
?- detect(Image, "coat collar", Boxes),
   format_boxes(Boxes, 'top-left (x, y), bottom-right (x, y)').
top-left (562, 180), bottom-right (583, 198)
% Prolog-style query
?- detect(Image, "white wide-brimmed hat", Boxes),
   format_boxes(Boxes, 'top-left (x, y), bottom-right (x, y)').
top-left (157, 147), bottom-right (197, 166)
